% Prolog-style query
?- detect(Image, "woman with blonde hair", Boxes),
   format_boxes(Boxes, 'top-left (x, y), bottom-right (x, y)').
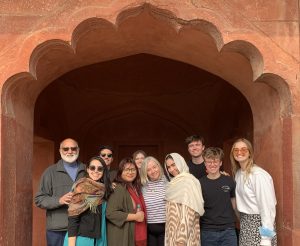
top-left (164, 153), bottom-right (204, 246)
top-left (230, 138), bottom-right (277, 246)
top-left (140, 156), bottom-right (168, 246)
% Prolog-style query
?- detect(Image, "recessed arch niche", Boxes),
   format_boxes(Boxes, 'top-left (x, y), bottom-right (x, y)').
top-left (34, 53), bottom-right (253, 163)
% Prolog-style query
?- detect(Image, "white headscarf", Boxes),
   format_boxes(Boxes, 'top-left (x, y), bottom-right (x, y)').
top-left (164, 153), bottom-right (204, 216)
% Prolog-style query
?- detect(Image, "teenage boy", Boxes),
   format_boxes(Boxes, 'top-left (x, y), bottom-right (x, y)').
top-left (200, 147), bottom-right (238, 246)
top-left (185, 135), bottom-right (206, 179)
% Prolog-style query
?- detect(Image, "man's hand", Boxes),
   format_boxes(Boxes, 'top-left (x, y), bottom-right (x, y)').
top-left (59, 192), bottom-right (73, 205)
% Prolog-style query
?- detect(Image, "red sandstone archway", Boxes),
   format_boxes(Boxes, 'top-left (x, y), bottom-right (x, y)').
top-left (0, 4), bottom-right (292, 246)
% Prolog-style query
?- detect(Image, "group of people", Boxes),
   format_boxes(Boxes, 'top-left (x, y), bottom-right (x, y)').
top-left (35, 135), bottom-right (277, 246)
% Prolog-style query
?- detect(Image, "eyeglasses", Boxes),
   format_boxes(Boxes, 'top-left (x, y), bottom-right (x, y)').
top-left (89, 165), bottom-right (104, 172)
top-left (123, 168), bottom-right (137, 173)
top-left (205, 159), bottom-right (221, 165)
top-left (233, 147), bottom-right (249, 155)
top-left (100, 153), bottom-right (113, 158)
top-left (61, 147), bottom-right (78, 152)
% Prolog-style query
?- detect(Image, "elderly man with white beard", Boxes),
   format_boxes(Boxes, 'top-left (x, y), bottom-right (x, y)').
top-left (35, 138), bottom-right (86, 246)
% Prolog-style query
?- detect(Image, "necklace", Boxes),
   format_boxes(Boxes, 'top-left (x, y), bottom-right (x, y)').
top-left (148, 181), bottom-right (160, 193)
top-left (149, 187), bottom-right (157, 193)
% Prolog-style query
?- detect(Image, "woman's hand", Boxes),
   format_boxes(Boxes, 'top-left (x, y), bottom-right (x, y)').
top-left (112, 182), bottom-right (117, 189)
top-left (126, 211), bottom-right (144, 222)
top-left (68, 236), bottom-right (76, 246)
top-left (135, 211), bottom-right (145, 222)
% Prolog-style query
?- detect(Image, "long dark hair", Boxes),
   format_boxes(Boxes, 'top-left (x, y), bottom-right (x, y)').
top-left (115, 157), bottom-right (142, 194)
top-left (87, 156), bottom-right (113, 200)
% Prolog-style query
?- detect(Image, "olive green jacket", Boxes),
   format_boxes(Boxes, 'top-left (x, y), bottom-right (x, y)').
top-left (106, 184), bottom-right (135, 246)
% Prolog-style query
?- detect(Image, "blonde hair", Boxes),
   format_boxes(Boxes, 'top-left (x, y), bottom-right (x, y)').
top-left (140, 156), bottom-right (163, 185)
top-left (230, 138), bottom-right (254, 180)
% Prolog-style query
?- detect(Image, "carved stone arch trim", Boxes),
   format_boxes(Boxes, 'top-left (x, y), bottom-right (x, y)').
top-left (221, 40), bottom-right (264, 80)
top-left (255, 73), bottom-right (292, 117)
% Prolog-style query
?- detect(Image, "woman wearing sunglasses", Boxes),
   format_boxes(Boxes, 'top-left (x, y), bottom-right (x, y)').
top-left (230, 138), bottom-right (277, 246)
top-left (64, 156), bottom-right (113, 246)
top-left (106, 158), bottom-right (147, 246)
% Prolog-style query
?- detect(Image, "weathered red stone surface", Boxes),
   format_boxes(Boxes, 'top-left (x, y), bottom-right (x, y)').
top-left (0, 1), bottom-right (299, 245)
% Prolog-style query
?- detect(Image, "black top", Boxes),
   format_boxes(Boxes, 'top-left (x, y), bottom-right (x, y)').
top-left (68, 204), bottom-right (102, 238)
top-left (187, 160), bottom-right (207, 180)
top-left (200, 175), bottom-right (236, 231)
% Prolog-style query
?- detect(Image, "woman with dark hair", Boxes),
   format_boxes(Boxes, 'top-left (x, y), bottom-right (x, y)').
top-left (106, 158), bottom-right (147, 246)
top-left (164, 153), bottom-right (205, 246)
top-left (64, 156), bottom-right (113, 246)
top-left (230, 138), bottom-right (277, 246)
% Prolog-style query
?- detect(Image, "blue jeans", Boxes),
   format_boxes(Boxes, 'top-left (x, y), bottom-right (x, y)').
top-left (201, 228), bottom-right (237, 246)
top-left (46, 230), bottom-right (66, 246)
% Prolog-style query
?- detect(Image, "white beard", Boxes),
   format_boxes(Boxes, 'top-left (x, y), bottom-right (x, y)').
top-left (61, 152), bottom-right (79, 163)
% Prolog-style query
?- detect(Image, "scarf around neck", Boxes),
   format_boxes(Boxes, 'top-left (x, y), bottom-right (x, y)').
top-left (68, 177), bottom-right (105, 216)
top-left (127, 186), bottom-right (147, 245)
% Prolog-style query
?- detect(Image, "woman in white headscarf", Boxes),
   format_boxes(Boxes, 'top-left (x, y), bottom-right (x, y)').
top-left (164, 153), bottom-right (205, 246)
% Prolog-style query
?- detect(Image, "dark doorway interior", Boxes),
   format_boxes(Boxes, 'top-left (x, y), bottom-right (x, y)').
top-left (34, 53), bottom-right (253, 164)
top-left (32, 53), bottom-right (253, 245)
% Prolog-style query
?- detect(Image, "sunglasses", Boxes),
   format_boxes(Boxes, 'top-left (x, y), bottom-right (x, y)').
top-left (61, 147), bottom-right (78, 152)
top-left (233, 147), bottom-right (249, 155)
top-left (101, 153), bottom-right (113, 158)
top-left (89, 165), bottom-right (104, 172)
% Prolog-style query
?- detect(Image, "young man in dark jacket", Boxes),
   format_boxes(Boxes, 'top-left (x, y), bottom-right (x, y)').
top-left (186, 135), bottom-right (207, 179)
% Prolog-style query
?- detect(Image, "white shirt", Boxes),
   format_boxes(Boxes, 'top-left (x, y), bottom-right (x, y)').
top-left (235, 165), bottom-right (277, 231)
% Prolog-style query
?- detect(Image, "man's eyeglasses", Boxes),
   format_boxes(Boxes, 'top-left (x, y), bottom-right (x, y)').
top-left (233, 147), bottom-right (249, 155)
top-left (89, 165), bottom-right (104, 172)
top-left (101, 153), bottom-right (113, 158)
top-left (61, 147), bottom-right (78, 152)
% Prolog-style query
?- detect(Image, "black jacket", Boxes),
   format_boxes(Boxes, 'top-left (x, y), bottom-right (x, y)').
top-left (68, 204), bottom-right (102, 238)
